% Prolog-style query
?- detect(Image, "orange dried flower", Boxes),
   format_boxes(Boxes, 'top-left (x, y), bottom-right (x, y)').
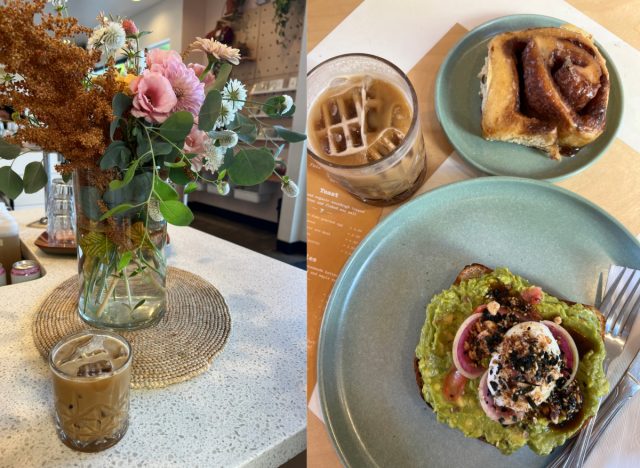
top-left (0, 0), bottom-right (119, 172)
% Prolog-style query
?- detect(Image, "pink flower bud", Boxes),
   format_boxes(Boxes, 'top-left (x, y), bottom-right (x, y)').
top-left (122, 19), bottom-right (138, 35)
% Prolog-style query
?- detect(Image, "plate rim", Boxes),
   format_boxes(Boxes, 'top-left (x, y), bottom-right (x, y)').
top-left (317, 176), bottom-right (640, 467)
top-left (434, 13), bottom-right (625, 182)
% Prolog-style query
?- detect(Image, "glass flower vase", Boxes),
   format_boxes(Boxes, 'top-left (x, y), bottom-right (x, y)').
top-left (74, 169), bottom-right (167, 330)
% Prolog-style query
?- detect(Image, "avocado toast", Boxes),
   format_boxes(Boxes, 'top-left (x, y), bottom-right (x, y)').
top-left (415, 264), bottom-right (608, 455)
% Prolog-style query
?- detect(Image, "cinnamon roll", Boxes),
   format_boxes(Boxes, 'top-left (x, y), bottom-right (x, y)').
top-left (478, 25), bottom-right (609, 159)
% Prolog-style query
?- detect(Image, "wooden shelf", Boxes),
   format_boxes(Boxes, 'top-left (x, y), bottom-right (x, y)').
top-left (250, 87), bottom-right (297, 96)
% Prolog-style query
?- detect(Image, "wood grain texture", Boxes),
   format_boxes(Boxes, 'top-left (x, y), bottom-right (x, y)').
top-left (568, 0), bottom-right (640, 50)
top-left (308, 410), bottom-right (343, 468)
top-left (307, 0), bottom-right (364, 51)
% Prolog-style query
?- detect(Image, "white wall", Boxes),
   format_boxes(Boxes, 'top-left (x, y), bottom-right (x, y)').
top-left (132, 0), bottom-right (184, 52)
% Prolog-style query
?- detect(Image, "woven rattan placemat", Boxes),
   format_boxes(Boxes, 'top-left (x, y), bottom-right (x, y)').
top-left (33, 267), bottom-right (231, 389)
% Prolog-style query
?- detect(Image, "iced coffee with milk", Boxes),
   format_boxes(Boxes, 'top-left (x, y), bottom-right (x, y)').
top-left (49, 330), bottom-right (132, 452)
top-left (307, 54), bottom-right (426, 205)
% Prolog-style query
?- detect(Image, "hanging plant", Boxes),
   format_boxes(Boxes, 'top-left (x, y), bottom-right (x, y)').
top-left (274, 0), bottom-right (295, 43)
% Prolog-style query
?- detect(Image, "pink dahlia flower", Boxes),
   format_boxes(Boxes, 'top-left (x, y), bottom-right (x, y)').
top-left (162, 60), bottom-right (205, 115)
top-left (130, 71), bottom-right (177, 124)
top-left (146, 49), bottom-right (183, 71)
top-left (188, 63), bottom-right (216, 89)
top-left (122, 19), bottom-right (138, 35)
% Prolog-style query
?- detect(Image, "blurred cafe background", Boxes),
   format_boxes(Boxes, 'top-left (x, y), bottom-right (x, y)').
top-left (0, 0), bottom-right (307, 268)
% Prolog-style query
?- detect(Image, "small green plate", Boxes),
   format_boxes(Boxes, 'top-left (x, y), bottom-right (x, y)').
top-left (318, 177), bottom-right (640, 467)
top-left (434, 14), bottom-right (623, 182)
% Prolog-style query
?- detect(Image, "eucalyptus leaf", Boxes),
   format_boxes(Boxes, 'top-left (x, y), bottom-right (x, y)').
top-left (218, 147), bottom-right (234, 172)
top-left (169, 166), bottom-right (191, 185)
top-left (109, 119), bottom-right (120, 141)
top-left (282, 103), bottom-right (296, 117)
top-left (103, 172), bottom-right (152, 210)
top-left (212, 63), bottom-right (232, 91)
top-left (112, 93), bottom-right (133, 118)
top-left (158, 200), bottom-right (194, 226)
top-left (23, 161), bottom-right (48, 194)
top-left (153, 140), bottom-right (173, 155)
top-left (136, 130), bottom-right (151, 158)
top-left (153, 177), bottom-right (179, 201)
top-left (0, 138), bottom-right (22, 160)
top-left (198, 90), bottom-right (222, 132)
top-left (100, 141), bottom-right (131, 170)
top-left (0, 166), bottom-right (23, 199)
top-left (184, 181), bottom-right (199, 194)
top-left (163, 160), bottom-right (186, 168)
top-left (158, 112), bottom-right (194, 144)
top-left (263, 96), bottom-right (286, 117)
top-left (273, 125), bottom-right (307, 143)
top-left (99, 203), bottom-right (137, 221)
top-left (228, 149), bottom-right (275, 186)
top-left (109, 160), bottom-right (138, 190)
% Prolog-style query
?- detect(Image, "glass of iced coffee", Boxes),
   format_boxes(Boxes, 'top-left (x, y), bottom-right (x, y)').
top-left (49, 330), bottom-right (132, 452)
top-left (307, 54), bottom-right (427, 205)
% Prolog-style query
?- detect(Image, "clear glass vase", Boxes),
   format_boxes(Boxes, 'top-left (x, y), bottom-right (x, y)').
top-left (74, 169), bottom-right (167, 330)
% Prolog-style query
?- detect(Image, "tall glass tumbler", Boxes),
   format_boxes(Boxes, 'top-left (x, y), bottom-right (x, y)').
top-left (307, 54), bottom-right (427, 206)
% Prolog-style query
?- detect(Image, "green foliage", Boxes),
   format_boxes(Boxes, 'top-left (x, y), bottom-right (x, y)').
top-left (153, 176), bottom-right (179, 201)
top-left (213, 63), bottom-right (233, 91)
top-left (228, 148), bottom-right (275, 186)
top-left (109, 160), bottom-right (139, 190)
top-left (184, 181), bottom-right (199, 194)
top-left (229, 113), bottom-right (257, 144)
top-left (103, 172), bottom-right (152, 213)
top-left (158, 112), bottom-right (194, 144)
top-left (100, 141), bottom-right (132, 170)
top-left (198, 90), bottom-right (222, 132)
top-left (262, 96), bottom-right (287, 117)
top-left (117, 251), bottom-right (133, 272)
top-left (158, 200), bottom-right (193, 226)
top-left (99, 203), bottom-right (137, 221)
top-left (112, 93), bottom-right (133, 118)
top-left (169, 166), bottom-right (191, 185)
top-left (23, 161), bottom-right (47, 194)
top-left (274, 125), bottom-right (306, 143)
top-left (0, 138), bottom-right (22, 160)
top-left (79, 231), bottom-right (114, 262)
top-left (0, 166), bottom-right (23, 199)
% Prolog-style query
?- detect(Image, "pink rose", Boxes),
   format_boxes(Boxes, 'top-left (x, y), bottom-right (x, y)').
top-left (184, 124), bottom-right (208, 155)
top-left (122, 19), bottom-right (138, 35)
top-left (130, 70), bottom-right (177, 124)
top-left (146, 49), bottom-right (183, 71)
top-left (188, 63), bottom-right (216, 89)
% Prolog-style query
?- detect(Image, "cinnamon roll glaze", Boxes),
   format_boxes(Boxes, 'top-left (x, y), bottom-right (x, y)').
top-left (479, 26), bottom-right (609, 159)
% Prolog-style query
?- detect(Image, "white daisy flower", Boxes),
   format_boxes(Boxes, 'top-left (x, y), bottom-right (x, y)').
top-left (282, 94), bottom-right (294, 114)
top-left (217, 181), bottom-right (230, 196)
top-left (222, 78), bottom-right (247, 112)
top-left (209, 130), bottom-right (238, 148)
top-left (281, 179), bottom-right (299, 198)
top-left (88, 21), bottom-right (126, 59)
top-left (215, 100), bottom-right (236, 129)
top-left (203, 140), bottom-right (226, 173)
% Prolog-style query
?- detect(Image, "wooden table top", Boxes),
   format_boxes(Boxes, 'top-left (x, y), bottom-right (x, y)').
top-left (307, 1), bottom-right (640, 466)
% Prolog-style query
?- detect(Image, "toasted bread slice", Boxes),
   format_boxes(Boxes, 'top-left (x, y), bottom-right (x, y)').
top-left (415, 263), bottom-right (605, 441)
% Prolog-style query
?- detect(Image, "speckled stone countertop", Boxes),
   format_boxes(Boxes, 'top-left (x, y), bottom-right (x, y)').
top-left (0, 208), bottom-right (306, 467)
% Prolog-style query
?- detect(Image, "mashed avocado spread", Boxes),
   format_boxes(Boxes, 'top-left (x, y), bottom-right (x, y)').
top-left (415, 267), bottom-right (609, 455)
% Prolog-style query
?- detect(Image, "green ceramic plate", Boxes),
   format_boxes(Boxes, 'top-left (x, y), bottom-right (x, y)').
top-left (318, 177), bottom-right (640, 467)
top-left (434, 15), bottom-right (623, 182)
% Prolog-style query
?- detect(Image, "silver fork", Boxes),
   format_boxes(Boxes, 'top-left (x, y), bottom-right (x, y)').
top-left (548, 267), bottom-right (640, 468)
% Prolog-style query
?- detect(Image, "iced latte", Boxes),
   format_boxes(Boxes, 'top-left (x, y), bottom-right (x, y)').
top-left (307, 54), bottom-right (427, 205)
top-left (49, 330), bottom-right (132, 452)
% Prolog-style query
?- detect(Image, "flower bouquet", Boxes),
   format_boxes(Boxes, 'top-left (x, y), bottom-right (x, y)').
top-left (0, 0), bottom-right (305, 329)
